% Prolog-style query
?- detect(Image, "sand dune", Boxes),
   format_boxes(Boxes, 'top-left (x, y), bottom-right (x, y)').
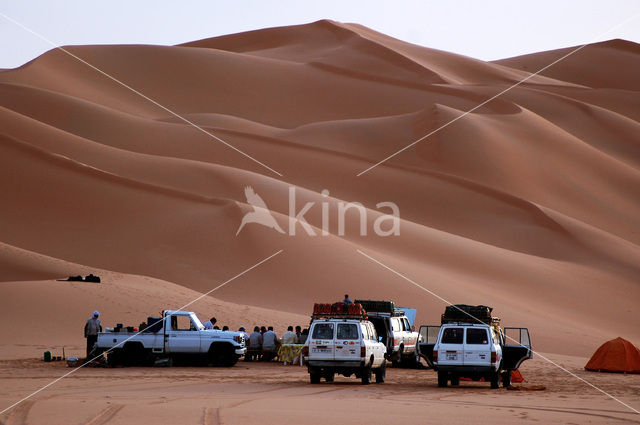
top-left (1, 20), bottom-right (639, 358)
top-left (0, 242), bottom-right (307, 360)
top-left (494, 39), bottom-right (640, 90)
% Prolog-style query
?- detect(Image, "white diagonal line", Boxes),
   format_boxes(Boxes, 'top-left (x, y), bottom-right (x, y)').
top-left (0, 249), bottom-right (283, 416)
top-left (356, 12), bottom-right (640, 177)
top-left (356, 248), bottom-right (639, 415)
top-left (0, 11), bottom-right (283, 177)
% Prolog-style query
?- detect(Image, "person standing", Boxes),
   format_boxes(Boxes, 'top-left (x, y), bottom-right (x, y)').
top-left (84, 310), bottom-right (102, 358)
top-left (294, 325), bottom-right (303, 343)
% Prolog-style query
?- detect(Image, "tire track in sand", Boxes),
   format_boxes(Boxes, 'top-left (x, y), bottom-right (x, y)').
top-left (83, 404), bottom-right (124, 425)
top-left (2, 400), bottom-right (34, 425)
top-left (202, 407), bottom-right (220, 425)
top-left (201, 386), bottom-right (344, 425)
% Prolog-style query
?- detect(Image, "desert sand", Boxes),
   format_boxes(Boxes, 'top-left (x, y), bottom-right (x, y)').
top-left (1, 20), bottom-right (639, 423)
top-left (0, 355), bottom-right (639, 425)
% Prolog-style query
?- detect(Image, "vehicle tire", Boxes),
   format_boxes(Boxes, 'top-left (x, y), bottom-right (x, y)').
top-left (375, 362), bottom-right (386, 383)
top-left (107, 349), bottom-right (122, 366)
top-left (324, 371), bottom-right (335, 383)
top-left (361, 366), bottom-right (372, 385)
top-left (450, 375), bottom-right (460, 386)
top-left (437, 371), bottom-right (448, 387)
top-left (209, 344), bottom-right (235, 367)
top-left (502, 370), bottom-right (512, 387)
top-left (122, 342), bottom-right (146, 366)
top-left (310, 371), bottom-right (321, 384)
top-left (490, 372), bottom-right (500, 389)
top-left (229, 355), bottom-right (239, 367)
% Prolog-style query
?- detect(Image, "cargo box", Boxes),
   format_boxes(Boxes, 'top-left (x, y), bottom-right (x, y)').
top-left (145, 317), bottom-right (163, 333)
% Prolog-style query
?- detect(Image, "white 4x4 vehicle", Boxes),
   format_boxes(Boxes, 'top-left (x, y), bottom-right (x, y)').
top-left (95, 310), bottom-right (246, 367)
top-left (419, 322), bottom-right (532, 388)
top-left (356, 300), bottom-right (420, 366)
top-left (435, 323), bottom-right (503, 388)
top-left (303, 318), bottom-right (387, 384)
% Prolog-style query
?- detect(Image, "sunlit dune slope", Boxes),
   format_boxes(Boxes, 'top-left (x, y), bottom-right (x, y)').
top-left (1, 20), bottom-right (638, 356)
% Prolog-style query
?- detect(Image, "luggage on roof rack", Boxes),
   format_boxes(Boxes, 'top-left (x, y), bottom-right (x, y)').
top-left (354, 300), bottom-right (395, 314)
top-left (441, 304), bottom-right (494, 325)
top-left (312, 302), bottom-right (366, 320)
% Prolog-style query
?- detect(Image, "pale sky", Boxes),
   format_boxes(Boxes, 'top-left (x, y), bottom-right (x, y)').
top-left (1, 0), bottom-right (639, 69)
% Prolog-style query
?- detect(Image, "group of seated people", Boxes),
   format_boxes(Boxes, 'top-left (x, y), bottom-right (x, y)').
top-left (202, 315), bottom-right (310, 362)
top-left (244, 325), bottom-right (309, 361)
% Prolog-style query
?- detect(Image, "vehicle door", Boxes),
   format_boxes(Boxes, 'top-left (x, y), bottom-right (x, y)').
top-left (335, 322), bottom-right (361, 362)
top-left (360, 322), bottom-right (370, 360)
top-left (309, 322), bottom-right (335, 361)
top-left (369, 316), bottom-right (391, 352)
top-left (390, 317), bottom-right (402, 354)
top-left (165, 314), bottom-right (201, 353)
top-left (502, 327), bottom-right (533, 370)
top-left (418, 325), bottom-right (440, 367)
top-left (436, 326), bottom-right (464, 366)
top-left (360, 322), bottom-right (380, 366)
top-left (464, 327), bottom-right (492, 366)
top-left (372, 322), bottom-right (386, 366)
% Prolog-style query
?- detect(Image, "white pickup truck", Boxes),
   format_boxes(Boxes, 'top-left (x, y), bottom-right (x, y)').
top-left (303, 317), bottom-right (387, 385)
top-left (94, 310), bottom-right (246, 367)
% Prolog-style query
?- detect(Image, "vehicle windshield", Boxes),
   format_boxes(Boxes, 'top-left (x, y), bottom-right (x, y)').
top-left (337, 323), bottom-right (359, 340)
top-left (190, 314), bottom-right (204, 330)
top-left (441, 327), bottom-right (463, 344)
top-left (312, 323), bottom-right (334, 339)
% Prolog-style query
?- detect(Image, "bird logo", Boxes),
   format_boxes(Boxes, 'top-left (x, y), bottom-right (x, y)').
top-left (236, 186), bottom-right (285, 235)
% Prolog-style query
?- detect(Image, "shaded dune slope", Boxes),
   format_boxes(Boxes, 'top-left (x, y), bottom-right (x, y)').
top-left (1, 20), bottom-right (639, 355)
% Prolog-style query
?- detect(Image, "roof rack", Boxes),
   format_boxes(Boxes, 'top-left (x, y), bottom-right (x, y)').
top-left (311, 302), bottom-right (367, 321)
top-left (440, 317), bottom-right (501, 326)
top-left (366, 309), bottom-right (406, 318)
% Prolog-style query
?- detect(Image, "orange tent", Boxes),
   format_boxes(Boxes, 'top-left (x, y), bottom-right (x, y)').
top-left (585, 337), bottom-right (640, 373)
